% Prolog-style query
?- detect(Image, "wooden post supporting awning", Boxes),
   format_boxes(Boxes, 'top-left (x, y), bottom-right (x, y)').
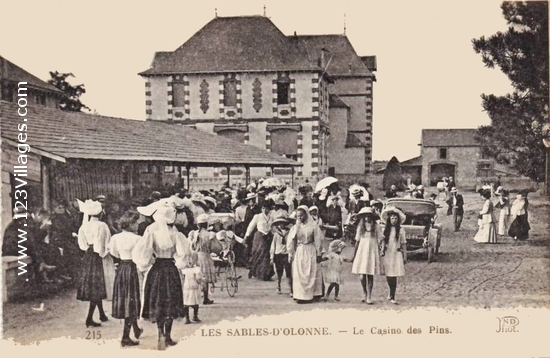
top-left (245, 166), bottom-right (250, 186)
top-left (226, 166), bottom-right (231, 187)
top-left (42, 159), bottom-right (51, 210)
top-left (186, 164), bottom-right (191, 190)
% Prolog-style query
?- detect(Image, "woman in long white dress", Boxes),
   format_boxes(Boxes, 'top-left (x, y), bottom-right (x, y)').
top-left (351, 207), bottom-right (383, 304)
top-left (474, 190), bottom-right (498, 243)
top-left (286, 205), bottom-right (323, 303)
top-left (495, 187), bottom-right (512, 237)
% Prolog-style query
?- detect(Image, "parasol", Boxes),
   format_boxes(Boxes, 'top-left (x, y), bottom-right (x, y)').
top-left (315, 176), bottom-right (338, 193)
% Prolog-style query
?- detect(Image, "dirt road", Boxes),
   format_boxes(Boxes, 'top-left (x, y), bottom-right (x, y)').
top-left (3, 190), bottom-right (549, 348)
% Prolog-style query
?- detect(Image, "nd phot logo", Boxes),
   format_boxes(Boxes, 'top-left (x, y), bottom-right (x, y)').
top-left (496, 316), bottom-right (519, 333)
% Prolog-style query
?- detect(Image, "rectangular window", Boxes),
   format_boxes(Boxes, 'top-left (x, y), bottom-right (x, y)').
top-left (139, 164), bottom-right (151, 173)
top-left (1, 84), bottom-right (14, 102)
top-left (271, 129), bottom-right (298, 156)
top-left (172, 82), bottom-right (185, 107)
top-left (277, 81), bottom-right (290, 105)
top-left (164, 165), bottom-right (175, 173)
top-left (224, 79), bottom-right (237, 107)
top-left (439, 148), bottom-right (447, 159)
top-left (35, 93), bottom-right (46, 105)
top-left (477, 162), bottom-right (493, 177)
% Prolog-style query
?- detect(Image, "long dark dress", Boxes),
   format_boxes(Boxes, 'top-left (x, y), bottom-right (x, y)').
top-left (246, 213), bottom-right (274, 281)
top-left (133, 222), bottom-right (188, 322)
top-left (249, 231), bottom-right (274, 280)
top-left (109, 232), bottom-right (141, 319)
top-left (76, 218), bottom-right (110, 301)
top-left (508, 198), bottom-right (530, 240)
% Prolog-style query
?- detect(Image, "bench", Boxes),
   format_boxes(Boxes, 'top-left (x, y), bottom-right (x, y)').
top-left (2, 255), bottom-right (33, 303)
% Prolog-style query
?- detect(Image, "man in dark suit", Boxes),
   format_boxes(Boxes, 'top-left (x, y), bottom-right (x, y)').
top-left (449, 187), bottom-right (464, 231)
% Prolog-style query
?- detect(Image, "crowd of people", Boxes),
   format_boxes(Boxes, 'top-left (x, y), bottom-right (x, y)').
top-left (1, 175), bottom-right (534, 349)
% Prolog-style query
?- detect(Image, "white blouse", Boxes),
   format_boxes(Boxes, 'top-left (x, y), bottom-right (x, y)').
top-left (108, 231), bottom-right (141, 260)
top-left (131, 222), bottom-right (190, 271)
top-left (77, 217), bottom-right (111, 258)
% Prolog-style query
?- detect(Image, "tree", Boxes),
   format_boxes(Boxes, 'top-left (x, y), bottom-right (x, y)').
top-left (472, 1), bottom-right (548, 182)
top-left (48, 71), bottom-right (90, 112)
top-left (383, 156), bottom-right (404, 190)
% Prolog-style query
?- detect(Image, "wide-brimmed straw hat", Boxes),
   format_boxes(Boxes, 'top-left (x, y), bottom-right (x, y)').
top-left (204, 196), bottom-right (217, 206)
top-left (356, 207), bottom-right (375, 217)
top-left (450, 187), bottom-right (458, 193)
top-left (381, 207), bottom-right (406, 224)
top-left (196, 213), bottom-right (209, 224)
top-left (242, 192), bottom-right (257, 202)
top-left (329, 239), bottom-right (346, 252)
top-left (271, 215), bottom-right (290, 226)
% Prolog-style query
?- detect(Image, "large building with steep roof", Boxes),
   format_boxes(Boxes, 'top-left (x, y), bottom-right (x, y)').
top-left (139, 15), bottom-right (376, 185)
top-left (0, 56), bottom-right (62, 108)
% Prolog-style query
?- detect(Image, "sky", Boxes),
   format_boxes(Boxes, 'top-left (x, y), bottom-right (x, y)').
top-left (0, 0), bottom-right (514, 162)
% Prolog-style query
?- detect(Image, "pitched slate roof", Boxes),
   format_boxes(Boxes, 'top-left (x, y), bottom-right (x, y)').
top-left (294, 35), bottom-right (373, 77)
top-left (329, 94), bottom-right (349, 108)
top-left (140, 16), bottom-right (318, 75)
top-left (401, 155), bottom-right (423, 166)
top-left (0, 101), bottom-right (300, 167)
top-left (345, 131), bottom-right (369, 147)
top-left (0, 56), bottom-right (62, 94)
top-left (139, 16), bottom-right (373, 78)
top-left (421, 129), bottom-right (480, 147)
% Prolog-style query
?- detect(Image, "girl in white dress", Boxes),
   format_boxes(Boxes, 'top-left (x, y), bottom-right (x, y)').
top-left (181, 251), bottom-right (202, 324)
top-left (380, 207), bottom-right (407, 304)
top-left (351, 207), bottom-right (383, 304)
top-left (322, 239), bottom-right (351, 301)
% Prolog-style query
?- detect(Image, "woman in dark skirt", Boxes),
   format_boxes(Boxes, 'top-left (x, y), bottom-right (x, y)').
top-left (108, 210), bottom-right (143, 347)
top-left (77, 199), bottom-right (111, 327)
top-left (509, 191), bottom-right (530, 240)
top-left (133, 198), bottom-right (190, 350)
top-left (245, 199), bottom-right (275, 281)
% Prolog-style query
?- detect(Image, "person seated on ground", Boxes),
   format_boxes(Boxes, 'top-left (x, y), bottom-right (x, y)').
top-left (2, 207), bottom-right (57, 282)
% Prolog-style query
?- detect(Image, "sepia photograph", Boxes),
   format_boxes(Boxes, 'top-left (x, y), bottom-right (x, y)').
top-left (0, 0), bottom-right (549, 356)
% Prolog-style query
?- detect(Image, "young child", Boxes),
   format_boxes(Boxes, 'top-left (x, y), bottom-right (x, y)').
top-left (215, 217), bottom-right (244, 260)
top-left (322, 239), bottom-right (351, 301)
top-left (181, 252), bottom-right (203, 324)
top-left (270, 215), bottom-right (292, 295)
top-left (380, 208), bottom-right (407, 304)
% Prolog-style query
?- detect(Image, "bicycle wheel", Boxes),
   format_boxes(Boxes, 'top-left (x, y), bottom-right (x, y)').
top-left (225, 262), bottom-right (238, 297)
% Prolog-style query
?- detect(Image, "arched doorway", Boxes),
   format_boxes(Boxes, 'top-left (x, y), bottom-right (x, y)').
top-left (429, 163), bottom-right (455, 186)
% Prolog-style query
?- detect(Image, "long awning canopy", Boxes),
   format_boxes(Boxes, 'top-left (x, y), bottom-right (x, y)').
top-left (0, 102), bottom-right (301, 168)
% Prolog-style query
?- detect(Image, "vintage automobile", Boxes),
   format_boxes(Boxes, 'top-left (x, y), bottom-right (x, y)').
top-left (382, 198), bottom-right (442, 262)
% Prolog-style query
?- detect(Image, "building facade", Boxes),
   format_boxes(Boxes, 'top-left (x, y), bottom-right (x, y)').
top-left (140, 16), bottom-right (376, 186)
top-left (421, 129), bottom-right (499, 189)
top-left (0, 56), bottom-right (62, 109)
